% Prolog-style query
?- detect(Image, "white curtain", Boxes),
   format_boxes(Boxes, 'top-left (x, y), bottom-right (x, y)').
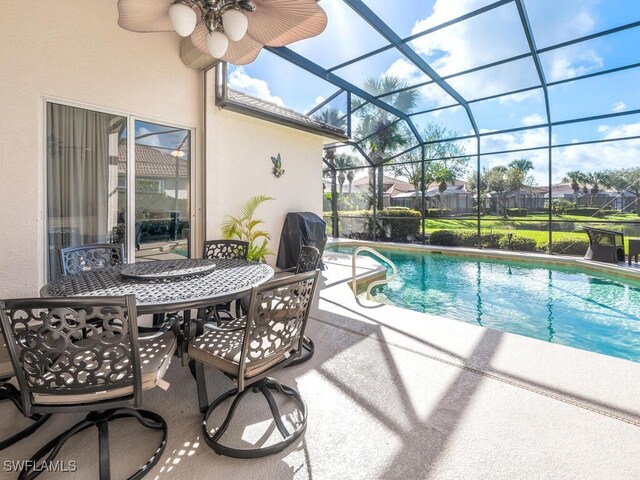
top-left (46, 103), bottom-right (125, 278)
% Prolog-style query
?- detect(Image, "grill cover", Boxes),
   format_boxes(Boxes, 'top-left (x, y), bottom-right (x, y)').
top-left (276, 212), bottom-right (327, 270)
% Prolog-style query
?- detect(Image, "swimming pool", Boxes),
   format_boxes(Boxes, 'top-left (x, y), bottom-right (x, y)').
top-left (328, 245), bottom-right (640, 363)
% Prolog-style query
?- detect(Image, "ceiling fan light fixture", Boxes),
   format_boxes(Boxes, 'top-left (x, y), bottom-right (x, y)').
top-left (222, 9), bottom-right (249, 42)
top-left (168, 1), bottom-right (197, 37)
top-left (206, 30), bottom-right (229, 58)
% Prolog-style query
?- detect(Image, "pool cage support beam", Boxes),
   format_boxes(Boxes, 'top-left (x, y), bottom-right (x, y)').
top-left (342, 0), bottom-right (482, 247)
top-left (515, 0), bottom-right (553, 253)
top-left (323, 157), bottom-right (339, 238)
top-left (266, 46), bottom-right (423, 144)
top-left (341, 0), bottom-right (480, 138)
top-left (306, 88), bottom-right (344, 117)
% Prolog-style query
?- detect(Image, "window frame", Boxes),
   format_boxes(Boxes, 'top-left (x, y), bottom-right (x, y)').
top-left (40, 96), bottom-right (197, 285)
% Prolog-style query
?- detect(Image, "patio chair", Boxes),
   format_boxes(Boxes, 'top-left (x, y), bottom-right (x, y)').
top-left (189, 270), bottom-right (320, 458)
top-left (581, 227), bottom-right (625, 264)
top-left (0, 295), bottom-right (176, 479)
top-left (237, 245), bottom-right (321, 366)
top-left (200, 240), bottom-right (250, 323)
top-left (59, 243), bottom-right (125, 276)
top-left (0, 333), bottom-right (50, 451)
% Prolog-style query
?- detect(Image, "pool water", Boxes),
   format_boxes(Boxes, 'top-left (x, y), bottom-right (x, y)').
top-left (328, 245), bottom-right (640, 363)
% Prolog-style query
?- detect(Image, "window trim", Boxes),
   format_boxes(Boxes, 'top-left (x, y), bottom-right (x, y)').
top-left (39, 95), bottom-right (197, 285)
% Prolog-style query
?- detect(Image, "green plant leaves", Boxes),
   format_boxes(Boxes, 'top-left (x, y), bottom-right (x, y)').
top-left (221, 195), bottom-right (275, 261)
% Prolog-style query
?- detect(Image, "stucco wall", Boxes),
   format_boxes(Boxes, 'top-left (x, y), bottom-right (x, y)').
top-left (0, 0), bottom-right (203, 296)
top-left (206, 71), bottom-right (324, 267)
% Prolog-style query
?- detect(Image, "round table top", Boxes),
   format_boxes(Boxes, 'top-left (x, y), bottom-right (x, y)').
top-left (40, 258), bottom-right (274, 314)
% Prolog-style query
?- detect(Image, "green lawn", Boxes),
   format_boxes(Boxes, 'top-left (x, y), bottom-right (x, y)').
top-left (423, 213), bottom-right (640, 233)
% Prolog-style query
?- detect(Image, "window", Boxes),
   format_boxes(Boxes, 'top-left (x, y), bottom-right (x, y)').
top-left (45, 102), bottom-right (192, 279)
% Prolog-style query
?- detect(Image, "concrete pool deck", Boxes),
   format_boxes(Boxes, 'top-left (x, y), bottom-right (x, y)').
top-left (2, 253), bottom-right (639, 479)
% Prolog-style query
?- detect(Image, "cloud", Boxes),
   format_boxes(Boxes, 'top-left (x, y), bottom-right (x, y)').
top-left (612, 102), bottom-right (627, 113)
top-left (478, 121), bottom-right (640, 184)
top-left (406, 0), bottom-right (600, 102)
top-left (522, 113), bottom-right (545, 126)
top-left (228, 67), bottom-right (284, 106)
top-left (545, 48), bottom-right (603, 82)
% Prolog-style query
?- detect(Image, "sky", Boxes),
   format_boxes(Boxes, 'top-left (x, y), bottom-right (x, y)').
top-left (227, 0), bottom-right (640, 185)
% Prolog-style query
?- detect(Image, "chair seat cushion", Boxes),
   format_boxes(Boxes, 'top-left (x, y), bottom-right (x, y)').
top-left (188, 318), bottom-right (293, 378)
top-left (32, 331), bottom-right (177, 405)
top-left (0, 343), bottom-right (13, 379)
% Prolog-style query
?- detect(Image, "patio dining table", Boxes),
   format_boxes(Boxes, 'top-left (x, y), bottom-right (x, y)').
top-left (40, 258), bottom-right (274, 315)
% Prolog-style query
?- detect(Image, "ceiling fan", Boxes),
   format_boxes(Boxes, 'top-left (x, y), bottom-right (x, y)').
top-left (117, 0), bottom-right (327, 65)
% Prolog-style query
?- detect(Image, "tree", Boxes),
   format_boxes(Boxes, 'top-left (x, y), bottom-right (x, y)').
top-left (333, 153), bottom-right (360, 208)
top-left (584, 172), bottom-right (606, 206)
top-left (391, 123), bottom-right (468, 211)
top-left (314, 107), bottom-right (347, 130)
top-left (507, 158), bottom-right (534, 209)
top-left (484, 166), bottom-right (510, 217)
top-left (607, 168), bottom-right (640, 215)
top-left (562, 170), bottom-right (584, 205)
top-left (355, 76), bottom-right (419, 210)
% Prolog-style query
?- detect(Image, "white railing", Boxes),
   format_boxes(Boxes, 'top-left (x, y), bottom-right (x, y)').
top-left (351, 247), bottom-right (398, 300)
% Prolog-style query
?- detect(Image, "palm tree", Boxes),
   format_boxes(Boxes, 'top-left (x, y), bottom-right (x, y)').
top-left (508, 158), bottom-right (534, 209)
top-left (356, 76), bottom-right (419, 210)
top-left (314, 107), bottom-right (347, 130)
top-left (333, 153), bottom-right (358, 208)
top-left (585, 172), bottom-right (605, 206)
top-left (562, 170), bottom-right (584, 206)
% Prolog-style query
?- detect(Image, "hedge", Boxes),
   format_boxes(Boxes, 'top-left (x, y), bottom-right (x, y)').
top-left (506, 208), bottom-right (527, 217)
top-left (425, 208), bottom-right (452, 217)
top-left (323, 209), bottom-right (421, 242)
top-left (497, 234), bottom-right (537, 251)
top-left (542, 239), bottom-right (589, 255)
top-left (429, 229), bottom-right (587, 254)
top-left (563, 208), bottom-right (619, 217)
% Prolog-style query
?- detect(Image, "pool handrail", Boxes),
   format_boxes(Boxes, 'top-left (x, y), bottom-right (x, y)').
top-left (351, 247), bottom-right (398, 300)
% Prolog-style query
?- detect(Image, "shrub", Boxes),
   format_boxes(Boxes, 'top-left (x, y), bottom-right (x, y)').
top-left (429, 229), bottom-right (543, 251)
top-left (564, 208), bottom-right (605, 217)
top-left (542, 238), bottom-right (590, 256)
top-left (377, 208), bottom-right (421, 242)
top-left (429, 230), bottom-right (459, 246)
top-left (425, 208), bottom-right (452, 217)
top-left (552, 199), bottom-right (575, 215)
top-left (497, 234), bottom-right (537, 251)
top-left (506, 208), bottom-right (527, 217)
top-left (325, 209), bottom-right (422, 241)
top-left (429, 229), bottom-right (498, 248)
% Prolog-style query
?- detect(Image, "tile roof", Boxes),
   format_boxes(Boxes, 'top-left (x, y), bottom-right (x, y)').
top-left (118, 144), bottom-right (189, 177)
top-left (225, 89), bottom-right (347, 139)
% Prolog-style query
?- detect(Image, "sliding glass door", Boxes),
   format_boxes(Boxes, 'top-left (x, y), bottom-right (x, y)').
top-left (133, 120), bottom-right (191, 261)
top-left (45, 102), bottom-right (192, 279)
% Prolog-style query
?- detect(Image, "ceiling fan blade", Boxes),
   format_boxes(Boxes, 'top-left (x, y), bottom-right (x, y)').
top-left (248, 0), bottom-right (328, 47)
top-left (117, 0), bottom-right (176, 33)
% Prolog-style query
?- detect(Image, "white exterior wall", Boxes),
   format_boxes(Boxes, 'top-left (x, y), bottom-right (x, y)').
top-left (0, 0), bottom-right (203, 296)
top-left (0, 1), bottom-right (325, 295)
top-left (205, 75), bottom-right (324, 266)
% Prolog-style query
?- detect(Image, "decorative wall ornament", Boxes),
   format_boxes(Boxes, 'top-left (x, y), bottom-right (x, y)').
top-left (271, 153), bottom-right (285, 178)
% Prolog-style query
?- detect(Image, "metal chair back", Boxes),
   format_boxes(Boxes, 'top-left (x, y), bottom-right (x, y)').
top-left (238, 270), bottom-right (320, 390)
top-left (294, 246), bottom-right (321, 274)
top-left (0, 295), bottom-right (142, 416)
top-left (60, 243), bottom-right (125, 276)
top-left (203, 240), bottom-right (249, 260)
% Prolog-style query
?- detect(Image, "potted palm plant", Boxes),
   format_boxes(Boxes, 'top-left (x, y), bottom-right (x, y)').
top-left (220, 195), bottom-right (275, 261)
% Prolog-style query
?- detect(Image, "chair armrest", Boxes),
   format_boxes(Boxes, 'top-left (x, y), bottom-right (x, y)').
top-left (138, 314), bottom-right (181, 339)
